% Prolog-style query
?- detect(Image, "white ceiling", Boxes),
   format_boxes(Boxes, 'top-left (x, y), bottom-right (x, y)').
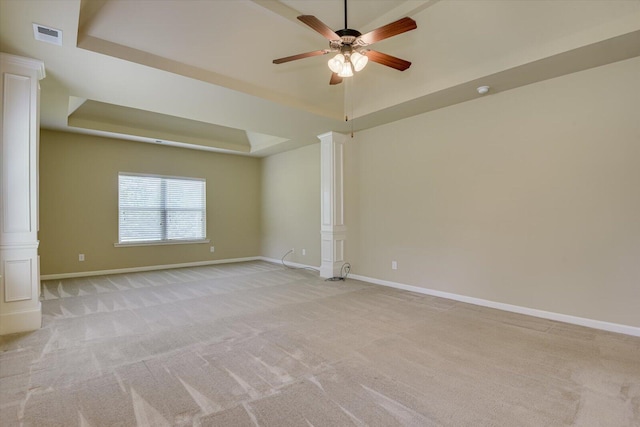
top-left (1, 0), bottom-right (639, 156)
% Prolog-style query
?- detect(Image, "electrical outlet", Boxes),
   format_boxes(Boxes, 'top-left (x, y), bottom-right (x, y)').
top-left (302, 249), bottom-right (306, 256)
top-left (210, 246), bottom-right (215, 253)
top-left (79, 254), bottom-right (85, 262)
top-left (391, 260), bottom-right (397, 270)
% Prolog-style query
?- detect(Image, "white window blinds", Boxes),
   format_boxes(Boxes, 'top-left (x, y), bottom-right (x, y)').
top-left (118, 173), bottom-right (206, 243)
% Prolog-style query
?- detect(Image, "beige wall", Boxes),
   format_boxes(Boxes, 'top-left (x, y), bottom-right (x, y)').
top-left (345, 57), bottom-right (640, 327)
top-left (39, 130), bottom-right (261, 275)
top-left (260, 143), bottom-right (320, 266)
top-left (38, 57), bottom-right (639, 328)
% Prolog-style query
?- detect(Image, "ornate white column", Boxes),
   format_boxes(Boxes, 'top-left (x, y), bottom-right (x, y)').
top-left (0, 53), bottom-right (45, 334)
top-left (318, 131), bottom-right (347, 278)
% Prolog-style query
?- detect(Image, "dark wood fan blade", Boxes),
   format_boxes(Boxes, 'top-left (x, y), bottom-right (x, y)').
top-left (329, 72), bottom-right (343, 85)
top-left (365, 50), bottom-right (412, 71)
top-left (273, 50), bottom-right (330, 64)
top-left (298, 15), bottom-right (341, 41)
top-left (358, 17), bottom-right (417, 45)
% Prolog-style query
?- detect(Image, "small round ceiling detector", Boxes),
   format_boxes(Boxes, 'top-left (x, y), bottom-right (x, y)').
top-left (477, 85), bottom-right (490, 95)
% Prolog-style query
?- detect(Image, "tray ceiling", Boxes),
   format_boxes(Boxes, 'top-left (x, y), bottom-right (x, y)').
top-left (1, 0), bottom-right (639, 156)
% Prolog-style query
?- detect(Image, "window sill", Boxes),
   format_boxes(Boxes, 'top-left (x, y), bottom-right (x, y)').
top-left (114, 239), bottom-right (210, 248)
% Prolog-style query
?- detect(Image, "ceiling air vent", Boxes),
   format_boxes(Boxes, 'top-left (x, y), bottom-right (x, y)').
top-left (33, 23), bottom-right (62, 46)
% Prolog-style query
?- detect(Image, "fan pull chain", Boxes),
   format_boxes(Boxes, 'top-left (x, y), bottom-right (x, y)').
top-left (344, 73), bottom-right (348, 123)
top-left (351, 75), bottom-right (354, 137)
top-left (343, 75), bottom-right (355, 138)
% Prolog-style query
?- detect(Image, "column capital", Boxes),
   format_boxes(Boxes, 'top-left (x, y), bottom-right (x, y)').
top-left (0, 53), bottom-right (46, 80)
top-left (317, 131), bottom-right (348, 145)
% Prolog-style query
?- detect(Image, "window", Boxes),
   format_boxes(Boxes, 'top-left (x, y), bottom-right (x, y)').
top-left (118, 173), bottom-right (206, 244)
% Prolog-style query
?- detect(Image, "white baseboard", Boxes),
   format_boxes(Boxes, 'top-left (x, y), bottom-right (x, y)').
top-left (0, 304), bottom-right (42, 335)
top-left (259, 256), bottom-right (320, 271)
top-left (39, 258), bottom-right (638, 337)
top-left (349, 274), bottom-right (640, 338)
top-left (40, 257), bottom-right (261, 280)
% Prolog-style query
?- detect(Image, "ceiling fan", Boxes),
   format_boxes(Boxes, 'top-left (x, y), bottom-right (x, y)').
top-left (273, 0), bottom-right (417, 85)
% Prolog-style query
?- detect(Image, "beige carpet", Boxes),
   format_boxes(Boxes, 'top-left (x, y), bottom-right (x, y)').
top-left (0, 261), bottom-right (638, 426)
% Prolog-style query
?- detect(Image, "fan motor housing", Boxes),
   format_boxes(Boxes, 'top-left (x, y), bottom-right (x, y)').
top-left (331, 28), bottom-right (362, 49)
top-left (336, 28), bottom-right (362, 38)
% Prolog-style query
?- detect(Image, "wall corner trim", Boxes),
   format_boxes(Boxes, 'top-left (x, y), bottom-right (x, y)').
top-left (348, 274), bottom-right (640, 338)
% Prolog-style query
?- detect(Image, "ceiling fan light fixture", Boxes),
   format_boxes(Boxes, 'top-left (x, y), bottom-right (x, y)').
top-left (351, 51), bottom-right (368, 72)
top-left (328, 54), bottom-right (345, 73)
top-left (273, 0), bottom-right (417, 85)
top-left (338, 61), bottom-right (354, 77)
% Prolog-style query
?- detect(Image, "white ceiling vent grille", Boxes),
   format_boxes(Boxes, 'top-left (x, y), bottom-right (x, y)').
top-left (33, 23), bottom-right (62, 46)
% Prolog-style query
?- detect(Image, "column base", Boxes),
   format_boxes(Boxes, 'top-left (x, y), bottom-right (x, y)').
top-left (320, 229), bottom-right (346, 278)
top-left (320, 262), bottom-right (345, 279)
top-left (0, 303), bottom-right (42, 335)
